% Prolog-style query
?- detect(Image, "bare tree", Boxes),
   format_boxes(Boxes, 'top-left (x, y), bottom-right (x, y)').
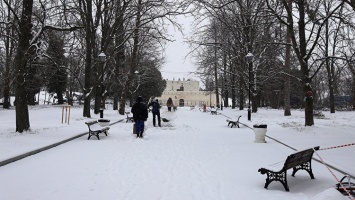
top-left (266, 0), bottom-right (344, 126)
top-left (116, 0), bottom-right (190, 114)
top-left (0, 0), bottom-right (17, 109)
top-left (190, 0), bottom-right (283, 113)
top-left (3, 0), bottom-right (82, 132)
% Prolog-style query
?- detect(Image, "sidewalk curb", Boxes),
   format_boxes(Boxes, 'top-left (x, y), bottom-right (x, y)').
top-left (0, 119), bottom-right (124, 167)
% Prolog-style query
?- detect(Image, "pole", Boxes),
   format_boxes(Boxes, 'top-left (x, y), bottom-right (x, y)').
top-left (248, 61), bottom-right (252, 121)
top-left (210, 81), bottom-right (212, 107)
top-left (99, 63), bottom-right (105, 118)
top-left (101, 63), bottom-right (104, 108)
top-left (98, 52), bottom-right (106, 113)
top-left (221, 76), bottom-right (223, 110)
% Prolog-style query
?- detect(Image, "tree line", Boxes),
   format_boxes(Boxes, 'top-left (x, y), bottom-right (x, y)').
top-left (1, 0), bottom-right (355, 132)
top-left (188, 0), bottom-right (355, 126)
top-left (0, 0), bottom-right (190, 132)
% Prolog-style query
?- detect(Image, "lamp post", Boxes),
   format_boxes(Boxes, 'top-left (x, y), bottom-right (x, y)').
top-left (209, 80), bottom-right (213, 107)
top-left (221, 75), bottom-right (223, 110)
top-left (134, 70), bottom-right (140, 98)
top-left (246, 52), bottom-right (254, 121)
top-left (98, 52), bottom-right (106, 118)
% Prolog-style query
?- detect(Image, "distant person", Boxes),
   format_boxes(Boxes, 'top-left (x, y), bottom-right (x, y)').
top-left (148, 99), bottom-right (161, 127)
top-left (167, 97), bottom-right (174, 112)
top-left (131, 96), bottom-right (148, 138)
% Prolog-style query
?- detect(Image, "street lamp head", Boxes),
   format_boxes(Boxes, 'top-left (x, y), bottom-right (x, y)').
top-left (98, 52), bottom-right (106, 62)
top-left (246, 52), bottom-right (254, 63)
top-left (134, 70), bottom-right (139, 75)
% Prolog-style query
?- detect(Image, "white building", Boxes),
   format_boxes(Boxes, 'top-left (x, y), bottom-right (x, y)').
top-left (158, 79), bottom-right (219, 108)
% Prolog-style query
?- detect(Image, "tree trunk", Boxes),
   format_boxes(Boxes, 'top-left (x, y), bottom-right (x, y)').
top-left (298, 2), bottom-right (314, 126)
top-left (283, 0), bottom-right (292, 116)
top-left (119, 0), bottom-right (142, 115)
top-left (114, 6), bottom-right (125, 112)
top-left (285, 0), bottom-right (314, 125)
top-left (57, 91), bottom-right (64, 104)
top-left (3, 4), bottom-right (13, 109)
top-left (213, 22), bottom-right (219, 108)
top-left (304, 81), bottom-right (314, 125)
top-left (238, 88), bottom-right (243, 110)
top-left (82, 0), bottom-right (94, 118)
top-left (94, 86), bottom-right (101, 114)
top-left (352, 74), bottom-right (355, 110)
top-left (324, 4), bottom-right (335, 113)
top-left (231, 65), bottom-right (236, 109)
top-left (14, 0), bottom-right (34, 132)
top-left (3, 51), bottom-right (11, 108)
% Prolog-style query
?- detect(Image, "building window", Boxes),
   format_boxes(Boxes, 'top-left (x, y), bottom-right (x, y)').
top-left (179, 99), bottom-right (184, 107)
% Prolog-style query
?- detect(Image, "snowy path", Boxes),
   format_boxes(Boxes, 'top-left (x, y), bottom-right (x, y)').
top-left (0, 107), bottom-right (350, 200)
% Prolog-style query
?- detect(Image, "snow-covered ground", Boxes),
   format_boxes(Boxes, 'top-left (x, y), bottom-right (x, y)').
top-left (0, 104), bottom-right (354, 200)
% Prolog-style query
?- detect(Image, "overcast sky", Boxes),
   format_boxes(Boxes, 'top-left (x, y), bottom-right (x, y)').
top-left (161, 15), bottom-right (199, 81)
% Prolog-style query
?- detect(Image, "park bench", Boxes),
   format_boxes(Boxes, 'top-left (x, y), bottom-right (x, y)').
top-left (210, 108), bottom-right (218, 115)
top-left (85, 120), bottom-right (110, 140)
top-left (125, 112), bottom-right (134, 123)
top-left (258, 146), bottom-right (320, 191)
top-left (226, 116), bottom-right (241, 128)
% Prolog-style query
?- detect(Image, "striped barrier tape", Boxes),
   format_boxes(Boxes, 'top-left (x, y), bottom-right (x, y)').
top-left (313, 148), bottom-right (355, 200)
top-left (319, 143), bottom-right (355, 151)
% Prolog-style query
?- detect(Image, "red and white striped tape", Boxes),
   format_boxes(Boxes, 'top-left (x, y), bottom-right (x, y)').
top-left (319, 143), bottom-right (355, 151)
top-left (313, 148), bottom-right (355, 199)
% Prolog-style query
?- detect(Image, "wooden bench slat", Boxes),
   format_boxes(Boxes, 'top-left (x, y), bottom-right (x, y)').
top-left (258, 146), bottom-right (319, 192)
top-left (284, 150), bottom-right (314, 169)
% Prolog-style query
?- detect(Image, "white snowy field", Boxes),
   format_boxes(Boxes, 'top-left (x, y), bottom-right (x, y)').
top-left (0, 104), bottom-right (354, 200)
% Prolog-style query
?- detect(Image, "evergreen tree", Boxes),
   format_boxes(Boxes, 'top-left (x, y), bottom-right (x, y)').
top-left (45, 31), bottom-right (67, 104)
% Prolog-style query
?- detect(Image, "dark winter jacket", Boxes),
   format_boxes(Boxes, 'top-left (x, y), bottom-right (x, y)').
top-left (167, 98), bottom-right (174, 107)
top-left (131, 102), bottom-right (148, 122)
top-left (148, 101), bottom-right (161, 114)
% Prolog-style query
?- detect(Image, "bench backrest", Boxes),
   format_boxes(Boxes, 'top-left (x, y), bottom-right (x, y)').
top-left (85, 121), bottom-right (98, 126)
top-left (283, 146), bottom-right (319, 170)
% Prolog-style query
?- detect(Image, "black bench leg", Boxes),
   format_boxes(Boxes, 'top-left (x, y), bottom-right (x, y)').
top-left (96, 134), bottom-right (100, 140)
top-left (292, 162), bottom-right (315, 179)
top-left (88, 131), bottom-right (93, 140)
top-left (228, 121), bottom-right (237, 128)
top-left (264, 171), bottom-right (290, 191)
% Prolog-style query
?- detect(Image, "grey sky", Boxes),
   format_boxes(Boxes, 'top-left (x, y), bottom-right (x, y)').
top-left (161, 15), bottom-right (199, 81)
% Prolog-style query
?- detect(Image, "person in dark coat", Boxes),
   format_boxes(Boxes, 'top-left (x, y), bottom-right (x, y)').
top-left (167, 97), bottom-right (174, 112)
top-left (131, 96), bottom-right (148, 138)
top-left (148, 99), bottom-right (161, 127)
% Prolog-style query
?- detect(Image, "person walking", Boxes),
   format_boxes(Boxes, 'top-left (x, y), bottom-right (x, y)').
top-left (148, 99), bottom-right (161, 127)
top-left (131, 96), bottom-right (148, 138)
top-left (167, 97), bottom-right (174, 112)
